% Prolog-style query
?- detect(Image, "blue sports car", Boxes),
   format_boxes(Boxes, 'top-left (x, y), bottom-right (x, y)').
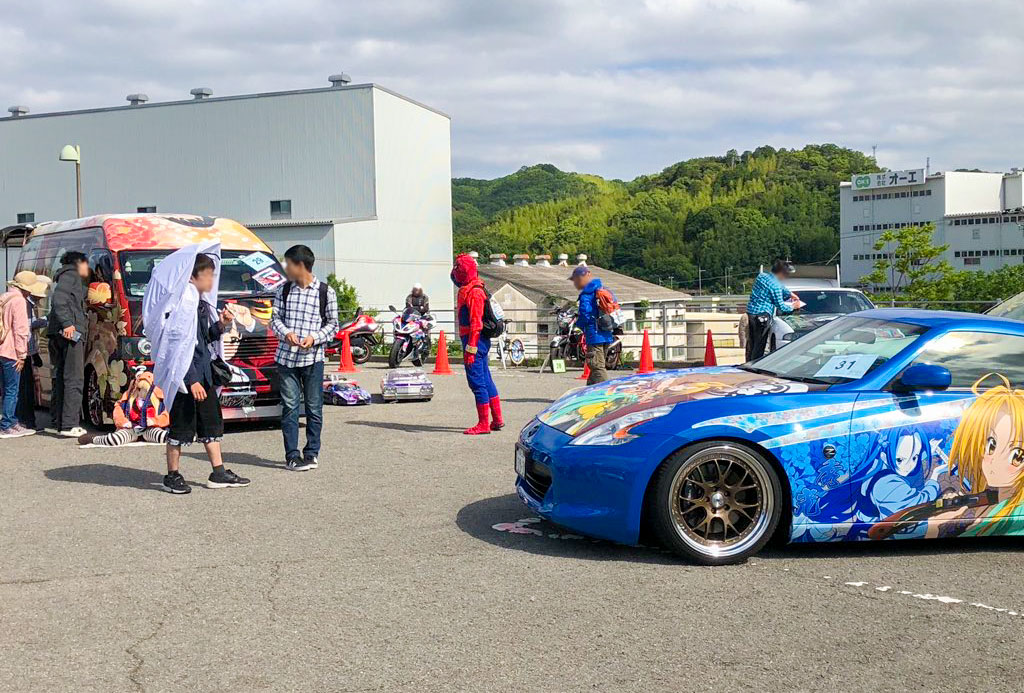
top-left (516, 309), bottom-right (1024, 564)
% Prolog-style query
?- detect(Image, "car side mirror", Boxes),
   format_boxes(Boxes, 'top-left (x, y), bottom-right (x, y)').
top-left (895, 364), bottom-right (951, 392)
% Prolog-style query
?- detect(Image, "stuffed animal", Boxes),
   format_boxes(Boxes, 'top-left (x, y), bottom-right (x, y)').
top-left (79, 370), bottom-right (170, 446)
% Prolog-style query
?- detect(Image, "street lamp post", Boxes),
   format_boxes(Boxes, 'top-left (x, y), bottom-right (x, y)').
top-left (59, 144), bottom-right (82, 218)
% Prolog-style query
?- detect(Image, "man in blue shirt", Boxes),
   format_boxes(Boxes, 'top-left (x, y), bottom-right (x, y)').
top-left (745, 259), bottom-right (800, 360)
top-left (570, 266), bottom-right (614, 384)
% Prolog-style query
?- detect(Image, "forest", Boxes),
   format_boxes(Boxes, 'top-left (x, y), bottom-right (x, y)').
top-left (453, 145), bottom-right (879, 293)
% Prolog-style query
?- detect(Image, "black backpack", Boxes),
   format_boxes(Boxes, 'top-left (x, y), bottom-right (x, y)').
top-left (280, 281), bottom-right (330, 326)
top-left (480, 287), bottom-right (505, 339)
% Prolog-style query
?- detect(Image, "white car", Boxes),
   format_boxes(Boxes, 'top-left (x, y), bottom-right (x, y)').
top-left (769, 287), bottom-right (874, 351)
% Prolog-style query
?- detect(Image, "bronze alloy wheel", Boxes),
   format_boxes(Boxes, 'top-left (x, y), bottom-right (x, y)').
top-left (665, 444), bottom-right (777, 562)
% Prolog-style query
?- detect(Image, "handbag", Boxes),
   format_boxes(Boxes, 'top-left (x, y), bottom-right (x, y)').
top-left (210, 356), bottom-right (233, 387)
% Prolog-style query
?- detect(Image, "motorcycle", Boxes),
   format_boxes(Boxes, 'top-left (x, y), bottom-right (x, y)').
top-left (548, 305), bottom-right (623, 370)
top-left (387, 305), bottom-right (434, 368)
top-left (327, 307), bottom-right (382, 364)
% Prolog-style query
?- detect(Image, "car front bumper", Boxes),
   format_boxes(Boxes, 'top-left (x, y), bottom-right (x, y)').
top-left (514, 419), bottom-right (672, 545)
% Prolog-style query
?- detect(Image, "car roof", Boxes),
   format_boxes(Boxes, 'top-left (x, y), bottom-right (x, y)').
top-left (855, 308), bottom-right (1024, 330)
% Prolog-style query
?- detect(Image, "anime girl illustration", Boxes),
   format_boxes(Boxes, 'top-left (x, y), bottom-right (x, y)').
top-left (872, 374), bottom-right (1024, 539)
top-left (860, 428), bottom-right (946, 520)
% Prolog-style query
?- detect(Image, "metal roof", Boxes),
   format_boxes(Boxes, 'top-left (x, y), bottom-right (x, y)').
top-left (0, 83), bottom-right (450, 122)
top-left (477, 262), bottom-right (691, 306)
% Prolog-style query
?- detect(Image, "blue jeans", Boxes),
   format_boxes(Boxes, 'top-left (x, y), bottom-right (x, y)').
top-left (278, 361), bottom-right (324, 460)
top-left (0, 357), bottom-right (20, 430)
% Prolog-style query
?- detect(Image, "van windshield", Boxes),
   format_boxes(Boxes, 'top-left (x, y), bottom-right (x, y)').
top-left (119, 250), bottom-right (285, 297)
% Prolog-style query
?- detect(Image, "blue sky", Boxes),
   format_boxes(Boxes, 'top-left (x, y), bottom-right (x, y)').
top-left (2, 0), bottom-right (1022, 179)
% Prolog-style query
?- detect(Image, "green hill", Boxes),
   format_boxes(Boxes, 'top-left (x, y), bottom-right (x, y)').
top-left (452, 145), bottom-right (879, 291)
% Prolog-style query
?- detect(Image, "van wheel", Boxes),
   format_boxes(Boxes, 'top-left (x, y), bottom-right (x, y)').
top-left (83, 368), bottom-right (106, 429)
top-left (650, 442), bottom-right (783, 565)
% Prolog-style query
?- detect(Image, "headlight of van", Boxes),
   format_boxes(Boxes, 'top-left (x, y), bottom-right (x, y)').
top-left (119, 336), bottom-right (152, 360)
top-left (569, 405), bottom-right (675, 446)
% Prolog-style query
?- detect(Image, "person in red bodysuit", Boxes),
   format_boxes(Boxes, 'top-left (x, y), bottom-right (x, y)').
top-left (451, 254), bottom-right (503, 435)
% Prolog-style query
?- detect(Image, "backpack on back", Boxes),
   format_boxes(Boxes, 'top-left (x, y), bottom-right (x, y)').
top-left (595, 286), bottom-right (626, 331)
top-left (480, 287), bottom-right (506, 339)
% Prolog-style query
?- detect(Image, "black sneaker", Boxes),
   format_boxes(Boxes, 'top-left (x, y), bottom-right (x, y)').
top-left (207, 467), bottom-right (251, 489)
top-left (304, 455), bottom-right (319, 470)
top-left (286, 456), bottom-right (315, 472)
top-left (161, 472), bottom-right (191, 495)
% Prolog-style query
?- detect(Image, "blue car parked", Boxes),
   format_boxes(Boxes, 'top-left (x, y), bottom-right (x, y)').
top-left (516, 309), bottom-right (1024, 564)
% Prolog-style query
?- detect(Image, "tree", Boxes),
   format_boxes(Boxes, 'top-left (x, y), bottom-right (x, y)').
top-left (326, 273), bottom-right (360, 318)
top-left (860, 223), bottom-right (956, 302)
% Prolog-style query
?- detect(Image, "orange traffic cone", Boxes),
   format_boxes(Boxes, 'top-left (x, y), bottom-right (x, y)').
top-left (577, 363), bottom-right (590, 380)
top-left (636, 329), bottom-right (655, 374)
top-left (432, 330), bottom-right (454, 375)
top-left (336, 331), bottom-right (358, 373)
top-left (704, 329), bottom-right (718, 366)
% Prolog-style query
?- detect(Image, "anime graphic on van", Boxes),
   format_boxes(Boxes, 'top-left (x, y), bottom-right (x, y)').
top-left (17, 214), bottom-right (285, 428)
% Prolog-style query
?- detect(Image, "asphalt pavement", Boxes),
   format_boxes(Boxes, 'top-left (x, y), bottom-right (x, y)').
top-left (1, 362), bottom-right (1023, 692)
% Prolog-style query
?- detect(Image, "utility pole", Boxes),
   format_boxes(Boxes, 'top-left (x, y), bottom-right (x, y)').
top-left (697, 267), bottom-right (705, 296)
top-left (725, 266), bottom-right (732, 295)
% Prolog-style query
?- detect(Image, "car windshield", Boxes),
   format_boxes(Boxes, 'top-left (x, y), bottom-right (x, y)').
top-left (986, 291), bottom-right (1024, 321)
top-left (747, 316), bottom-right (926, 383)
top-left (119, 250), bottom-right (284, 297)
top-left (792, 290), bottom-right (873, 314)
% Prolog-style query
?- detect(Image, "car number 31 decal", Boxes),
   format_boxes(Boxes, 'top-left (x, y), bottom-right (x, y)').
top-left (814, 354), bottom-right (877, 379)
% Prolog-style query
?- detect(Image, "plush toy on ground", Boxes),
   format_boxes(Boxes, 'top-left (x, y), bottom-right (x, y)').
top-left (78, 370), bottom-right (169, 446)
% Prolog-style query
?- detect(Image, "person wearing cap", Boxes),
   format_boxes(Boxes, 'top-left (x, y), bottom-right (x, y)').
top-left (16, 275), bottom-right (49, 430)
top-left (0, 271), bottom-right (47, 438)
top-left (745, 259), bottom-right (801, 361)
top-left (405, 283), bottom-right (430, 317)
top-left (570, 265), bottom-right (614, 385)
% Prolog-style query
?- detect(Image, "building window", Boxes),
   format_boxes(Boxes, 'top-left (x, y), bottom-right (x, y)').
top-left (270, 199), bottom-right (292, 219)
top-left (16, 212), bottom-right (34, 224)
top-left (137, 206), bottom-right (156, 213)
top-left (964, 257), bottom-right (981, 266)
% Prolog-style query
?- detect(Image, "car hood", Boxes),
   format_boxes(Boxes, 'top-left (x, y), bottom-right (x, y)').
top-left (780, 313), bottom-right (843, 332)
top-left (538, 367), bottom-right (809, 436)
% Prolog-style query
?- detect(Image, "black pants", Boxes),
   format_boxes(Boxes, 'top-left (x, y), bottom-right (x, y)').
top-left (745, 313), bottom-right (773, 361)
top-left (50, 335), bottom-right (85, 432)
top-left (168, 384), bottom-right (224, 445)
top-left (16, 356), bottom-right (38, 428)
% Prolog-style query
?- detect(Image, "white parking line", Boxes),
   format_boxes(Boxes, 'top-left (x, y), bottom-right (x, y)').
top-left (839, 578), bottom-right (1021, 617)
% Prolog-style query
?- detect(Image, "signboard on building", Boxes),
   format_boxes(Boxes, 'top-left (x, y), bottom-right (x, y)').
top-left (852, 169), bottom-right (926, 190)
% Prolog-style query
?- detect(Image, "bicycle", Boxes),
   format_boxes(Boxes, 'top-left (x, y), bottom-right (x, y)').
top-left (494, 319), bottom-right (526, 367)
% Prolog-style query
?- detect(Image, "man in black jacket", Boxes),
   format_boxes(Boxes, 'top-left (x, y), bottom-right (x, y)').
top-left (46, 251), bottom-right (90, 436)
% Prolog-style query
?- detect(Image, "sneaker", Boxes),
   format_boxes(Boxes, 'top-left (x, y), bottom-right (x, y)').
top-left (161, 472), bottom-right (191, 495)
top-left (304, 455), bottom-right (319, 470)
top-left (11, 424), bottom-right (36, 437)
top-left (286, 457), bottom-right (316, 472)
top-left (0, 427), bottom-right (23, 438)
top-left (59, 426), bottom-right (88, 438)
top-left (207, 467), bottom-right (251, 488)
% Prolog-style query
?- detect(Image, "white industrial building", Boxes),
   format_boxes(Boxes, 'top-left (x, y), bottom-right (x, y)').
top-left (839, 168), bottom-right (1024, 287)
top-left (0, 76), bottom-right (453, 311)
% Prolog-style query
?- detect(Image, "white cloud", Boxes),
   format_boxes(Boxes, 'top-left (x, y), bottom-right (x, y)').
top-left (0, 0), bottom-right (1022, 178)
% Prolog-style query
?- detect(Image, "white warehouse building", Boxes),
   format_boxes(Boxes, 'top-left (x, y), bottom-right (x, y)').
top-left (0, 76), bottom-right (453, 311)
top-left (839, 168), bottom-right (1024, 287)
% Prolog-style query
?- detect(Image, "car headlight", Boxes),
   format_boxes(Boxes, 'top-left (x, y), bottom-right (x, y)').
top-left (569, 405), bottom-right (675, 446)
top-left (119, 336), bottom-right (152, 360)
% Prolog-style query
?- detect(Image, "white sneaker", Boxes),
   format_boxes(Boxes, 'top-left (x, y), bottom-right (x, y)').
top-left (59, 426), bottom-right (88, 437)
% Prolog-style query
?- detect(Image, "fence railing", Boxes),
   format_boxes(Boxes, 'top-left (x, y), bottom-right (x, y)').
top-left (355, 305), bottom-right (746, 365)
